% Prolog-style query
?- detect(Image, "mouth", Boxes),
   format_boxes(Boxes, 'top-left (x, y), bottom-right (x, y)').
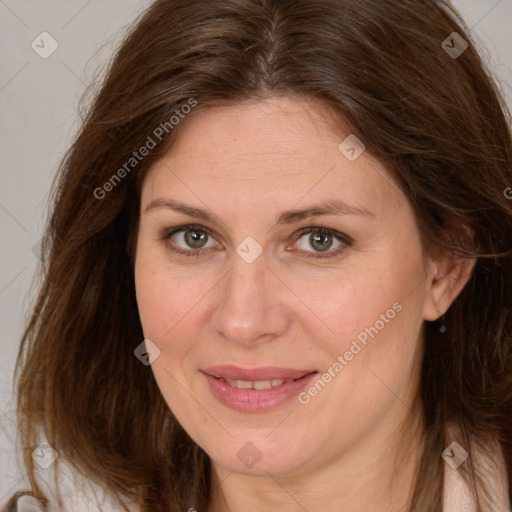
top-left (202, 365), bottom-right (316, 381)
top-left (215, 376), bottom-right (304, 390)
top-left (201, 366), bottom-right (318, 412)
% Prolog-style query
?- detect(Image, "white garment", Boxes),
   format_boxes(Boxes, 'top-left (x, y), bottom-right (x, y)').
top-left (442, 435), bottom-right (510, 512)
top-left (30, 459), bottom-right (137, 511)
top-left (11, 495), bottom-right (48, 512)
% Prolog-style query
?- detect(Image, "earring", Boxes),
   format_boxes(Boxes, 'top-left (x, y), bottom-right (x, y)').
top-left (434, 302), bottom-right (447, 334)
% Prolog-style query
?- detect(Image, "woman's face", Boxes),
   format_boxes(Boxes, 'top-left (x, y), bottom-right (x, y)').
top-left (135, 96), bottom-right (434, 477)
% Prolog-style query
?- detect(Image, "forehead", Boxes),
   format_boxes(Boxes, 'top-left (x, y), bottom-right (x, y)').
top-left (157, 96), bottom-right (354, 170)
top-left (141, 96), bottom-right (406, 223)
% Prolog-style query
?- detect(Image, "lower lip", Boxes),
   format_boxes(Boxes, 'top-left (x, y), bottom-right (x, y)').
top-left (202, 372), bottom-right (318, 412)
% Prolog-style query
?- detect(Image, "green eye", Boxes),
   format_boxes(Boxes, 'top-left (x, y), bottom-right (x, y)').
top-left (293, 226), bottom-right (352, 258)
top-left (306, 231), bottom-right (333, 252)
top-left (181, 228), bottom-right (209, 249)
top-left (162, 224), bottom-right (219, 257)
top-left (161, 224), bottom-right (352, 259)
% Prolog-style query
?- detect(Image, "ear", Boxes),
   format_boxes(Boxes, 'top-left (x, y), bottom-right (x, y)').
top-left (423, 237), bottom-right (477, 321)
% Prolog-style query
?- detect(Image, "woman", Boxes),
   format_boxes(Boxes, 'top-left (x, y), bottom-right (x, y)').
top-left (3, 0), bottom-right (511, 510)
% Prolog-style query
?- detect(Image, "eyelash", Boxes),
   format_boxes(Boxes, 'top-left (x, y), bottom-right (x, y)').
top-left (160, 223), bottom-right (353, 259)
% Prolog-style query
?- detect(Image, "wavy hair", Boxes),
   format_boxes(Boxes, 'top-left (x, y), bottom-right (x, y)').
top-left (8, 0), bottom-right (512, 510)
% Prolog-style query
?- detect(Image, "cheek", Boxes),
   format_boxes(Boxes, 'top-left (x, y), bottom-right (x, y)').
top-left (134, 256), bottom-right (168, 339)
top-left (297, 277), bottom-right (423, 449)
top-left (135, 248), bottom-right (205, 340)
top-left (301, 246), bottom-right (425, 394)
top-left (134, 252), bottom-right (201, 407)
top-left (301, 262), bottom-right (414, 347)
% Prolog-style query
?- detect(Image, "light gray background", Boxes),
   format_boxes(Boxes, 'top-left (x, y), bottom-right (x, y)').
top-left (0, 0), bottom-right (511, 503)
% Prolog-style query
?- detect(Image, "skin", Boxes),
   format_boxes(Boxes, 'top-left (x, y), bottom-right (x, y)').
top-left (134, 96), bottom-right (475, 512)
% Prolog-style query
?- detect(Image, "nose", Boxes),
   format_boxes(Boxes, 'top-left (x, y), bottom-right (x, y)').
top-left (210, 249), bottom-right (291, 346)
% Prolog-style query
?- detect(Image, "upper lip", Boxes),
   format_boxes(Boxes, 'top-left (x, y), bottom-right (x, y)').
top-left (202, 365), bottom-right (317, 381)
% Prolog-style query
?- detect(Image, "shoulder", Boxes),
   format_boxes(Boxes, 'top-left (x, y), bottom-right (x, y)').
top-left (3, 458), bottom-right (140, 512)
top-left (443, 424), bottom-right (511, 512)
top-left (1, 491), bottom-right (45, 512)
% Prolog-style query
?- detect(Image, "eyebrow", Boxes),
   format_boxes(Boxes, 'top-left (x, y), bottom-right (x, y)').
top-left (144, 198), bottom-right (375, 229)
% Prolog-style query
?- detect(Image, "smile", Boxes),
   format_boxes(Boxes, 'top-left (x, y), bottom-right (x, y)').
top-left (220, 377), bottom-right (300, 389)
top-left (201, 366), bottom-right (318, 412)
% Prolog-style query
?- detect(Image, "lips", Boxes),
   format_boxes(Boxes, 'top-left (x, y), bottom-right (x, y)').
top-left (201, 365), bottom-right (318, 412)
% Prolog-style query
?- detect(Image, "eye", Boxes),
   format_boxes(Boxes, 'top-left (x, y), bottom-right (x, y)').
top-left (161, 224), bottom-right (221, 257)
top-left (160, 223), bottom-right (352, 260)
top-left (292, 226), bottom-right (352, 259)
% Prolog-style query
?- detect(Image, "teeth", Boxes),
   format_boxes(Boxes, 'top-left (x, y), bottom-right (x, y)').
top-left (253, 380), bottom-right (272, 390)
top-left (223, 378), bottom-right (296, 389)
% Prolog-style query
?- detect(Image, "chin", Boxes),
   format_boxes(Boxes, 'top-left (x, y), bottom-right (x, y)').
top-left (198, 429), bottom-right (317, 477)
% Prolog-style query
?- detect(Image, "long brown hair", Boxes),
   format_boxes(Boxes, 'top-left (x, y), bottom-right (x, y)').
top-left (9, 0), bottom-right (512, 510)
